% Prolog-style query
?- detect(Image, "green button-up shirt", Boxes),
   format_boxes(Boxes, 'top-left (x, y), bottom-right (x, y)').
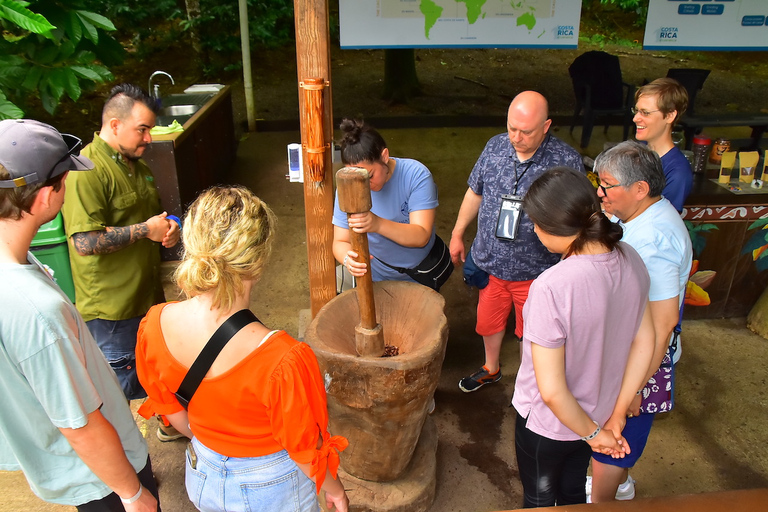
top-left (62, 133), bottom-right (164, 321)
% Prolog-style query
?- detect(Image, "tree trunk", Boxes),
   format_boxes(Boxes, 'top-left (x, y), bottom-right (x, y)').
top-left (382, 49), bottom-right (421, 103)
top-left (184, 0), bottom-right (204, 65)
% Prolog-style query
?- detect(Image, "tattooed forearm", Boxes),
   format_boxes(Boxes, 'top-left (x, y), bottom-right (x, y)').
top-left (72, 223), bottom-right (149, 256)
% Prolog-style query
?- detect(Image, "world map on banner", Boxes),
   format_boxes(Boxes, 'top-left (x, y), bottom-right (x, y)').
top-left (339, 0), bottom-right (581, 49)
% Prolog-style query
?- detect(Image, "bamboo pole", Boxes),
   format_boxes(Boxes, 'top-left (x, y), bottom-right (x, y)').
top-left (294, 0), bottom-right (335, 316)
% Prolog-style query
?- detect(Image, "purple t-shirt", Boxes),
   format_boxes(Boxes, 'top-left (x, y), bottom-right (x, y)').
top-left (512, 243), bottom-right (650, 441)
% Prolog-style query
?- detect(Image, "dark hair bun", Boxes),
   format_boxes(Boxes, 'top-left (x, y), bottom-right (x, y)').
top-left (339, 118), bottom-right (363, 145)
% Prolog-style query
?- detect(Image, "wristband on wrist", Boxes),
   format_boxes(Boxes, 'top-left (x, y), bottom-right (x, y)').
top-left (120, 484), bottom-right (143, 505)
top-left (343, 255), bottom-right (350, 267)
top-left (166, 214), bottom-right (182, 231)
top-left (580, 421), bottom-right (601, 441)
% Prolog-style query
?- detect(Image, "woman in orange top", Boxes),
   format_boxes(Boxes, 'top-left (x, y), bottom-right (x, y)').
top-left (135, 186), bottom-right (349, 512)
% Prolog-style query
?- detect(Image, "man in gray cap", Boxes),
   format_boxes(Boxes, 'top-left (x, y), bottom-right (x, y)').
top-left (0, 119), bottom-right (159, 511)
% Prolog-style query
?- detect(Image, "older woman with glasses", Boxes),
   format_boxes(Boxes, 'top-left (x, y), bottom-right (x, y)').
top-left (135, 186), bottom-right (349, 512)
top-left (631, 77), bottom-right (692, 212)
top-left (510, 167), bottom-right (655, 508)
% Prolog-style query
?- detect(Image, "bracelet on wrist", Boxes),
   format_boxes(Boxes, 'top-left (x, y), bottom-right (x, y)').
top-left (343, 255), bottom-right (350, 267)
top-left (120, 484), bottom-right (143, 505)
top-left (581, 421), bottom-right (601, 442)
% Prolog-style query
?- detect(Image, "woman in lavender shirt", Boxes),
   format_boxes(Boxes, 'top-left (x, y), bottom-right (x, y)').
top-left (511, 167), bottom-right (655, 508)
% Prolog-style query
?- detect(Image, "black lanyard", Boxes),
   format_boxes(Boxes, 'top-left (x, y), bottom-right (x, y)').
top-left (510, 134), bottom-right (549, 195)
top-left (512, 160), bottom-right (534, 195)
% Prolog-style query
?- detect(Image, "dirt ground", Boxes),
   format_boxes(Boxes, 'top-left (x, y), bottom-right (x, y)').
top-left (2, 125), bottom-right (768, 512)
top-left (40, 34), bottom-right (768, 144)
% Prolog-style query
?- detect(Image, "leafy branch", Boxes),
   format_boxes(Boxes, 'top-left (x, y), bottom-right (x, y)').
top-left (0, 0), bottom-right (123, 119)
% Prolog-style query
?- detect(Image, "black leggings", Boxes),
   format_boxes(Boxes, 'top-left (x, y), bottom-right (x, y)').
top-left (515, 412), bottom-right (592, 508)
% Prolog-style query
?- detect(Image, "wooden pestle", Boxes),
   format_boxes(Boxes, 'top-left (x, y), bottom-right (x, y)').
top-left (335, 167), bottom-right (386, 357)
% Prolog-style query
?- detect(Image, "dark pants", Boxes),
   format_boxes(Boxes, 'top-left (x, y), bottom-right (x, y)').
top-left (515, 413), bottom-right (592, 508)
top-left (86, 317), bottom-right (146, 400)
top-left (77, 456), bottom-right (160, 511)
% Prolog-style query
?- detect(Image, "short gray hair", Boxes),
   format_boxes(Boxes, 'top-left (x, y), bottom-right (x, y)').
top-left (594, 141), bottom-right (666, 197)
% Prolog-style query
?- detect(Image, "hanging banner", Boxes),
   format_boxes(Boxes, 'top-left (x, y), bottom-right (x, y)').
top-left (339, 0), bottom-right (581, 49)
top-left (644, 0), bottom-right (768, 51)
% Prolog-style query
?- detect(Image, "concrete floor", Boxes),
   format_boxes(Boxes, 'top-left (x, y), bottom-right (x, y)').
top-left (2, 123), bottom-right (767, 511)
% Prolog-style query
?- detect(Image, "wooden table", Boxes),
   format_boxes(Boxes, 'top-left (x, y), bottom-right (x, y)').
top-left (494, 487), bottom-right (768, 512)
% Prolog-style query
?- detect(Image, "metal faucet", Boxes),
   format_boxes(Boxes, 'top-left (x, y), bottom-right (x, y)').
top-left (148, 71), bottom-right (175, 100)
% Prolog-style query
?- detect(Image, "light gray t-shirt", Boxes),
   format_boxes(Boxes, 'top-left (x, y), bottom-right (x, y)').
top-left (0, 253), bottom-right (148, 506)
top-left (513, 243), bottom-right (650, 441)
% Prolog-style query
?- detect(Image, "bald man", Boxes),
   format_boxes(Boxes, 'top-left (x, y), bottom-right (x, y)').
top-left (451, 91), bottom-right (585, 392)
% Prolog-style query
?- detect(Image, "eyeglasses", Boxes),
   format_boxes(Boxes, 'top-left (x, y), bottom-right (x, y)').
top-left (599, 182), bottom-right (622, 195)
top-left (631, 107), bottom-right (661, 117)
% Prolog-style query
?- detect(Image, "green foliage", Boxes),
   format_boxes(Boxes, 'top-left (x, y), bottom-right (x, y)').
top-left (79, 0), bottom-right (296, 75)
top-left (0, 0), bottom-right (121, 119)
top-left (184, 0), bottom-right (295, 73)
top-left (685, 221), bottom-right (719, 257)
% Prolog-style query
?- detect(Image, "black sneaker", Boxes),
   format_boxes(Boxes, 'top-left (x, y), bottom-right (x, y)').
top-left (458, 366), bottom-right (501, 393)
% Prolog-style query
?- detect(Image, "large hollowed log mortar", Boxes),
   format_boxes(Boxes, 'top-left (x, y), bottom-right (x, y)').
top-left (305, 281), bottom-right (448, 482)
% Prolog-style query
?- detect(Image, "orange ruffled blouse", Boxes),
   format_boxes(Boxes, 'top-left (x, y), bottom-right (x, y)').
top-left (135, 303), bottom-right (347, 492)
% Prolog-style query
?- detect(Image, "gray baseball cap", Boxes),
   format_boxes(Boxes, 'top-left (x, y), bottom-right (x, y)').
top-left (0, 119), bottom-right (94, 189)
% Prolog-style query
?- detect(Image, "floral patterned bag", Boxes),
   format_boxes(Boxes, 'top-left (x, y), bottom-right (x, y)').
top-left (639, 330), bottom-right (679, 414)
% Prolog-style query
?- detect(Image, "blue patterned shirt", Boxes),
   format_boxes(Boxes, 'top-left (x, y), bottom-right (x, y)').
top-left (468, 133), bottom-right (584, 281)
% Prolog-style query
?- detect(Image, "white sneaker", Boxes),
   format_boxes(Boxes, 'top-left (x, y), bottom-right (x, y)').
top-left (585, 475), bottom-right (636, 501)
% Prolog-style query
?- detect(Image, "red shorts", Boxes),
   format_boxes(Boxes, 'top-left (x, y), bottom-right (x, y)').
top-left (476, 276), bottom-right (533, 339)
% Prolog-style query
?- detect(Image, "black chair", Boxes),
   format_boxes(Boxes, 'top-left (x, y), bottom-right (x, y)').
top-left (666, 68), bottom-right (710, 116)
top-left (568, 51), bottom-right (635, 148)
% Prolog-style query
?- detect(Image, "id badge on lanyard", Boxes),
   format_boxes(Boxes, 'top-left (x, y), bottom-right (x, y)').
top-left (495, 194), bottom-right (523, 240)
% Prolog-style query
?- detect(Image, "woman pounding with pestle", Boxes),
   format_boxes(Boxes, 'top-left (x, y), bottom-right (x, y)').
top-left (332, 118), bottom-right (452, 291)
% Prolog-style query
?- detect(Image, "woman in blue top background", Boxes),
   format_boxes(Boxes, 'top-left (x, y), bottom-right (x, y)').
top-left (332, 118), bottom-right (441, 285)
top-left (632, 78), bottom-right (692, 212)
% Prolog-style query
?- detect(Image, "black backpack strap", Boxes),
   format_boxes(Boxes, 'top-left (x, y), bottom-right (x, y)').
top-left (174, 309), bottom-right (259, 409)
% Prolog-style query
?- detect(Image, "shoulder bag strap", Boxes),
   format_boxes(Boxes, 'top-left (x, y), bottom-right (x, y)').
top-left (175, 309), bottom-right (259, 409)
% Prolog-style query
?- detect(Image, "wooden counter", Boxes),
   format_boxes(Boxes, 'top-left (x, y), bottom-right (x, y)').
top-left (495, 487), bottom-right (768, 512)
top-left (143, 86), bottom-right (237, 260)
top-left (682, 167), bottom-right (768, 319)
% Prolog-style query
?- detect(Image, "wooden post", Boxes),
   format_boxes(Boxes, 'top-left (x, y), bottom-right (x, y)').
top-left (294, 0), bottom-right (336, 317)
top-left (336, 167), bottom-right (386, 357)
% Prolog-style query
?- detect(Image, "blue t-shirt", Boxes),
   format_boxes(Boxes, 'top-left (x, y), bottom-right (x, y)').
top-left (333, 157), bottom-right (439, 282)
top-left (468, 133), bottom-right (585, 281)
top-left (661, 146), bottom-right (692, 212)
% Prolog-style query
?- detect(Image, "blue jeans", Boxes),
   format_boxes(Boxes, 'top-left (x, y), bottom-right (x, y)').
top-left (185, 438), bottom-right (319, 512)
top-left (86, 317), bottom-right (146, 400)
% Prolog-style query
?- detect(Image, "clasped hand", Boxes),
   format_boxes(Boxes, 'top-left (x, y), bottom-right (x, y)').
top-left (347, 212), bottom-right (380, 234)
top-left (146, 212), bottom-right (180, 248)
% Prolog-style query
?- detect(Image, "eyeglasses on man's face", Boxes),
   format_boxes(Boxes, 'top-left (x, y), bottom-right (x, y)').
top-left (631, 107), bottom-right (661, 117)
top-left (598, 182), bottom-right (623, 196)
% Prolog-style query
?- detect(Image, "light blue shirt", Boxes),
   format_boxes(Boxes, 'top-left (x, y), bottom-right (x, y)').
top-left (0, 254), bottom-right (148, 506)
top-left (621, 197), bottom-right (692, 304)
top-left (333, 157), bottom-right (439, 282)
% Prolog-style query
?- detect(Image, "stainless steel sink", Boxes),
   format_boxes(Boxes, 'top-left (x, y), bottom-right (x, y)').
top-left (161, 93), bottom-right (215, 107)
top-left (155, 93), bottom-right (216, 127)
top-left (162, 104), bottom-right (198, 116)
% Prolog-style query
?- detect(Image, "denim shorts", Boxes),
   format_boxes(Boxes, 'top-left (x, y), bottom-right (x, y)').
top-left (86, 316), bottom-right (146, 400)
top-left (185, 438), bottom-right (319, 512)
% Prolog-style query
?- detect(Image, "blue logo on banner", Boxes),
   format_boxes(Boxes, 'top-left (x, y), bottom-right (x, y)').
top-left (702, 5), bottom-right (724, 15)
top-left (658, 27), bottom-right (679, 41)
top-left (742, 16), bottom-right (765, 27)
top-left (556, 25), bottom-right (574, 38)
top-left (678, 5), bottom-right (700, 16)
